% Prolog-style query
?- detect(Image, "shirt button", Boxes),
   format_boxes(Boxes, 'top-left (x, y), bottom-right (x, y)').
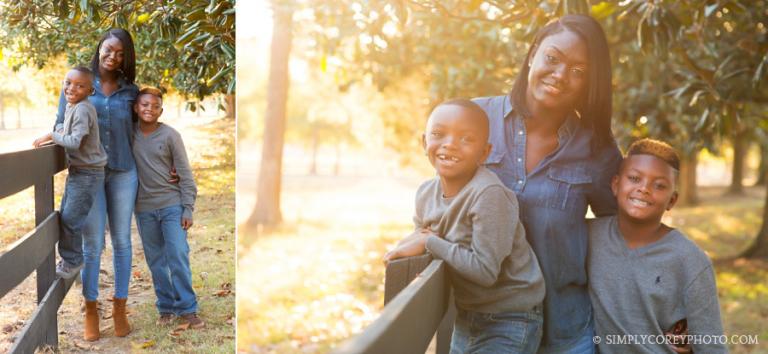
top-left (517, 180), bottom-right (523, 184)
top-left (518, 130), bottom-right (523, 135)
top-left (517, 158), bottom-right (522, 162)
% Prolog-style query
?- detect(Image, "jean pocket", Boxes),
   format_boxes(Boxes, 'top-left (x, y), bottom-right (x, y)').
top-left (546, 163), bottom-right (592, 210)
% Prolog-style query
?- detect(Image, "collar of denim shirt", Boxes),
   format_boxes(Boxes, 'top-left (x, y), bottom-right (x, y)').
top-left (485, 94), bottom-right (580, 164)
top-left (92, 75), bottom-right (131, 97)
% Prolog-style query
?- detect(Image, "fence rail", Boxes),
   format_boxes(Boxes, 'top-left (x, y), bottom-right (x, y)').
top-left (333, 254), bottom-right (456, 354)
top-left (0, 144), bottom-right (73, 353)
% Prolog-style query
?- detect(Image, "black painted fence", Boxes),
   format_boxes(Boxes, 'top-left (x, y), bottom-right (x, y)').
top-left (0, 144), bottom-right (77, 353)
top-left (333, 254), bottom-right (457, 354)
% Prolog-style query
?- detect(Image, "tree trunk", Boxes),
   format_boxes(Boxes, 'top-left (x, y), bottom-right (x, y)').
top-left (756, 144), bottom-right (767, 186)
top-left (224, 94), bottom-right (235, 119)
top-left (16, 105), bottom-right (21, 129)
top-left (742, 168), bottom-right (768, 258)
top-left (0, 100), bottom-right (5, 130)
top-left (246, 2), bottom-right (293, 230)
top-left (678, 150), bottom-right (699, 206)
top-left (310, 123), bottom-right (318, 175)
top-left (727, 131), bottom-right (746, 195)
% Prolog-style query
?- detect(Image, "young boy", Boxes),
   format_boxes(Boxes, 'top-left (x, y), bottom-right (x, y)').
top-left (33, 67), bottom-right (106, 279)
top-left (588, 138), bottom-right (726, 353)
top-left (384, 99), bottom-right (545, 354)
top-left (131, 87), bottom-right (203, 328)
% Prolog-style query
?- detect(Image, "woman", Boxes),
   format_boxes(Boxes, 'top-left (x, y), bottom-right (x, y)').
top-left (55, 28), bottom-right (139, 341)
top-left (474, 15), bottom-right (621, 353)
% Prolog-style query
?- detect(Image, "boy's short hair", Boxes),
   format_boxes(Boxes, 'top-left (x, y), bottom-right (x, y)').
top-left (626, 138), bottom-right (680, 171)
top-left (433, 98), bottom-right (489, 134)
top-left (72, 66), bottom-right (94, 81)
top-left (138, 86), bottom-right (163, 101)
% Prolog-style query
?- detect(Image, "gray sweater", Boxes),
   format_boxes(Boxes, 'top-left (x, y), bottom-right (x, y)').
top-left (417, 166), bottom-right (545, 314)
top-left (52, 100), bottom-right (107, 168)
top-left (133, 124), bottom-right (197, 219)
top-left (588, 216), bottom-right (726, 354)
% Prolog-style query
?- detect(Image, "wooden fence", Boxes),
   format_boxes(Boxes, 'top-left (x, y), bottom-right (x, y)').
top-left (333, 254), bottom-right (457, 354)
top-left (0, 144), bottom-right (76, 353)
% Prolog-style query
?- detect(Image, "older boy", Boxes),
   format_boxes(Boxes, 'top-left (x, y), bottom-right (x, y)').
top-left (385, 99), bottom-right (545, 354)
top-left (132, 87), bottom-right (203, 328)
top-left (588, 138), bottom-right (725, 353)
top-left (33, 67), bottom-right (106, 279)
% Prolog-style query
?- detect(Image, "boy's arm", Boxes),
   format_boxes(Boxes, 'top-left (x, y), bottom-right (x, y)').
top-left (52, 106), bottom-right (89, 149)
top-left (425, 186), bottom-right (517, 287)
top-left (587, 142), bottom-right (622, 216)
top-left (170, 131), bottom-right (197, 222)
top-left (685, 264), bottom-right (727, 353)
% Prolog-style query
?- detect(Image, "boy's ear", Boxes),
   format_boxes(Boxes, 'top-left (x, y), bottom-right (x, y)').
top-left (666, 191), bottom-right (679, 211)
top-left (479, 143), bottom-right (492, 165)
top-left (610, 174), bottom-right (619, 197)
top-left (421, 133), bottom-right (427, 154)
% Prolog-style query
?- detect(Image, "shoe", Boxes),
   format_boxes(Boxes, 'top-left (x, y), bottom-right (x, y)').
top-left (84, 300), bottom-right (99, 341)
top-left (113, 297), bottom-right (132, 337)
top-left (156, 313), bottom-right (175, 326)
top-left (180, 313), bottom-right (205, 329)
top-left (56, 260), bottom-right (83, 279)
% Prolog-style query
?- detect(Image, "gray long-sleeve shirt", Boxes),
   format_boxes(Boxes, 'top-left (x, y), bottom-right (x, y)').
top-left (417, 166), bottom-right (545, 314)
top-left (588, 216), bottom-right (726, 354)
top-left (52, 100), bottom-right (107, 168)
top-left (132, 124), bottom-right (197, 219)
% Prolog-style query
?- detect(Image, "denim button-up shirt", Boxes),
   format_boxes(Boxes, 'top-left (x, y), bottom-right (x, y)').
top-left (473, 95), bottom-right (622, 348)
top-left (56, 76), bottom-right (139, 171)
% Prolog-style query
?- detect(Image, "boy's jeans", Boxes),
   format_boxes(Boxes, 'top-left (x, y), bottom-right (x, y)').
top-left (58, 167), bottom-right (105, 266)
top-left (450, 305), bottom-right (543, 354)
top-left (135, 205), bottom-right (198, 315)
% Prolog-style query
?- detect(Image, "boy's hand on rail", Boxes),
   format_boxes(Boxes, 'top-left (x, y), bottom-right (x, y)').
top-left (182, 217), bottom-right (194, 230)
top-left (384, 232), bottom-right (430, 264)
top-left (33, 132), bottom-right (53, 148)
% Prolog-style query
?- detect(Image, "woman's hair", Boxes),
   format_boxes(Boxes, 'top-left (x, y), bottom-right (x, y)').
top-left (91, 28), bottom-right (136, 84)
top-left (510, 14), bottom-right (613, 149)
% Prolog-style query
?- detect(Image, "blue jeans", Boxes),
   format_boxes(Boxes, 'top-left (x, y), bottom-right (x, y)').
top-left (450, 306), bottom-right (543, 354)
top-left (81, 167), bottom-right (137, 301)
top-left (537, 320), bottom-right (595, 354)
top-left (58, 167), bottom-right (104, 266)
top-left (135, 205), bottom-right (198, 315)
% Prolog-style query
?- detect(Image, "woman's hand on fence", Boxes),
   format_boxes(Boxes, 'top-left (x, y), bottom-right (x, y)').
top-left (182, 217), bottom-right (194, 230)
top-left (33, 133), bottom-right (53, 148)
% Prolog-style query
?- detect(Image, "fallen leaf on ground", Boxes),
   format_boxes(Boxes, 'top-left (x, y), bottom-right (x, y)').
top-left (169, 322), bottom-right (191, 337)
top-left (213, 289), bottom-right (232, 297)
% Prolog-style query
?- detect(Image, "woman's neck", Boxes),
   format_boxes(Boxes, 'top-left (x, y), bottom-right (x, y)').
top-left (525, 94), bottom-right (571, 134)
top-left (99, 67), bottom-right (119, 82)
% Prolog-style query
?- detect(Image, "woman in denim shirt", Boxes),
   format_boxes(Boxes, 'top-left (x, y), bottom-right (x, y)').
top-left (473, 15), bottom-right (621, 353)
top-left (55, 28), bottom-right (139, 341)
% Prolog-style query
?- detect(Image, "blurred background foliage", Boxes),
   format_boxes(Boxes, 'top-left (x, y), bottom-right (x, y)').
top-left (0, 0), bottom-right (235, 114)
top-left (248, 0), bottom-right (768, 253)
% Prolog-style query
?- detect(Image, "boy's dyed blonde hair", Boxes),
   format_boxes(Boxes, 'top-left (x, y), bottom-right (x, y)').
top-left (626, 138), bottom-right (680, 171)
top-left (138, 86), bottom-right (163, 100)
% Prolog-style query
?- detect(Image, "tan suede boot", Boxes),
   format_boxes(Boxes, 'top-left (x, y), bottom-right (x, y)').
top-left (113, 297), bottom-right (132, 337)
top-left (84, 300), bottom-right (100, 341)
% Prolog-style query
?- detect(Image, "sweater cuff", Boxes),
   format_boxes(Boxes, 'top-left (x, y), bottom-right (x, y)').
top-left (425, 235), bottom-right (452, 260)
top-left (51, 131), bottom-right (63, 145)
top-left (182, 207), bottom-right (193, 220)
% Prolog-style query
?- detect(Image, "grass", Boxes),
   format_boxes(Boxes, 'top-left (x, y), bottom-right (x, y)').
top-left (236, 152), bottom-right (768, 353)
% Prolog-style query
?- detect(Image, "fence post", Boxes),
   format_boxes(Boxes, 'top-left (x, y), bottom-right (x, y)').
top-left (34, 176), bottom-right (57, 349)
